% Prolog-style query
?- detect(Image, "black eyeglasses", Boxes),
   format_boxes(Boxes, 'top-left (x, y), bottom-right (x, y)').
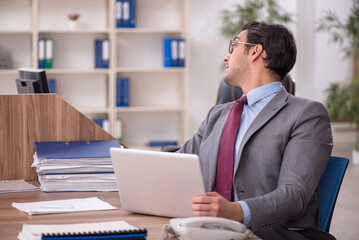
top-left (228, 40), bottom-right (257, 54)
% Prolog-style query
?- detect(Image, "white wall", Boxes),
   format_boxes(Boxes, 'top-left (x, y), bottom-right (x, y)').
top-left (188, 0), bottom-right (353, 136)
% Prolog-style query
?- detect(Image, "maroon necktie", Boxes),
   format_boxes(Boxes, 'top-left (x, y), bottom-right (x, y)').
top-left (216, 96), bottom-right (247, 201)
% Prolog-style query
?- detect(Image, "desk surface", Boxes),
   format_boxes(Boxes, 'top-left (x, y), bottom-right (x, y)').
top-left (0, 191), bottom-right (260, 240)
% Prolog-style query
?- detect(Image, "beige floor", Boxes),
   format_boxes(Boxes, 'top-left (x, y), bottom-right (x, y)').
top-left (329, 150), bottom-right (359, 240)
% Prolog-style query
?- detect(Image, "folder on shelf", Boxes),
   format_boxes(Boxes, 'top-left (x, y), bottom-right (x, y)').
top-left (17, 221), bottom-right (147, 240)
top-left (163, 38), bottom-right (180, 67)
top-left (178, 38), bottom-right (186, 67)
top-left (48, 79), bottom-right (56, 93)
top-left (95, 39), bottom-right (110, 69)
top-left (116, 77), bottom-right (130, 107)
top-left (44, 38), bottom-right (53, 69)
top-left (119, 0), bottom-right (136, 28)
top-left (38, 38), bottom-right (45, 68)
top-left (116, 0), bottom-right (123, 28)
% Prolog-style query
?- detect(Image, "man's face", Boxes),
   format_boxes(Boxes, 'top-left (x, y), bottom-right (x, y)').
top-left (223, 30), bottom-right (251, 88)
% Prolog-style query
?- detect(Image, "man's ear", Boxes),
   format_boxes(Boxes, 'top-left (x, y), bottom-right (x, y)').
top-left (250, 44), bottom-right (264, 61)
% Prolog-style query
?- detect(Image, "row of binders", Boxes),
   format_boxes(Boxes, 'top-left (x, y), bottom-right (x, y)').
top-left (38, 38), bottom-right (186, 69)
top-left (38, 38), bottom-right (53, 69)
top-left (116, 0), bottom-right (136, 28)
top-left (163, 38), bottom-right (186, 67)
top-left (32, 140), bottom-right (122, 192)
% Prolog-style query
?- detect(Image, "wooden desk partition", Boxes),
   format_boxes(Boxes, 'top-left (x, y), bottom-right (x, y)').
top-left (0, 94), bottom-right (116, 180)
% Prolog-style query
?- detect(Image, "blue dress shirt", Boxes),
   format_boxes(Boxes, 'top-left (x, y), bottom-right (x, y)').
top-left (234, 82), bottom-right (282, 228)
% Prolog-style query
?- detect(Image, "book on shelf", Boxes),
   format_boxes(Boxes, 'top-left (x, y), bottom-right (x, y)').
top-left (94, 39), bottom-right (110, 69)
top-left (116, 77), bottom-right (130, 107)
top-left (48, 78), bottom-right (56, 93)
top-left (17, 220), bottom-right (147, 240)
top-left (116, 0), bottom-right (136, 28)
top-left (38, 38), bottom-right (53, 69)
top-left (147, 140), bottom-right (178, 148)
top-left (32, 140), bottom-right (122, 192)
top-left (163, 38), bottom-right (186, 68)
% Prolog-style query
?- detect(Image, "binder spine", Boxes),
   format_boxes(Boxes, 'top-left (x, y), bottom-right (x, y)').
top-left (45, 38), bottom-right (53, 69)
top-left (118, 0), bottom-right (136, 28)
top-left (38, 38), bottom-right (45, 68)
top-left (41, 228), bottom-right (147, 239)
top-left (116, 0), bottom-right (123, 28)
top-left (163, 38), bottom-right (172, 68)
top-left (95, 39), bottom-right (110, 69)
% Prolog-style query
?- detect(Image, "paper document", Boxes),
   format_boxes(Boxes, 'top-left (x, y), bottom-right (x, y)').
top-left (0, 180), bottom-right (40, 194)
top-left (12, 197), bottom-right (116, 215)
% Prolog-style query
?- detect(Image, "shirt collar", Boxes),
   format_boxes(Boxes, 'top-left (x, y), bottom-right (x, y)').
top-left (245, 82), bottom-right (282, 106)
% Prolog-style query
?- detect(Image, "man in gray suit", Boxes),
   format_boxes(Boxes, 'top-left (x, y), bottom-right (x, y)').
top-left (178, 22), bottom-right (333, 239)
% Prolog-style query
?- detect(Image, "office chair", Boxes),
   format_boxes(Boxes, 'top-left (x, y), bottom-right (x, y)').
top-left (216, 74), bottom-right (295, 104)
top-left (289, 156), bottom-right (349, 240)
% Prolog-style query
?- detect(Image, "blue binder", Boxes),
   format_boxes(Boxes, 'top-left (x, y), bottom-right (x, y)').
top-left (163, 38), bottom-right (173, 67)
top-left (120, 0), bottom-right (136, 28)
top-left (178, 38), bottom-right (185, 67)
top-left (116, 77), bottom-right (130, 107)
top-left (116, 0), bottom-right (123, 28)
top-left (95, 39), bottom-right (110, 68)
top-left (35, 140), bottom-right (121, 159)
top-left (163, 38), bottom-right (180, 67)
top-left (48, 79), bottom-right (56, 93)
top-left (38, 38), bottom-right (46, 68)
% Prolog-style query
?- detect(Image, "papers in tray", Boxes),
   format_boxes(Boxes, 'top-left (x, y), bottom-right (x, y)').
top-left (12, 197), bottom-right (116, 215)
top-left (0, 180), bottom-right (40, 194)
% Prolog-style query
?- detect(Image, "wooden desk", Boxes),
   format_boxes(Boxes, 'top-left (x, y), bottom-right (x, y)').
top-left (0, 191), bottom-right (260, 240)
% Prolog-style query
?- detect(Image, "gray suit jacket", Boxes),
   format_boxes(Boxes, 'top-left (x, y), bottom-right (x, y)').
top-left (179, 87), bottom-right (333, 239)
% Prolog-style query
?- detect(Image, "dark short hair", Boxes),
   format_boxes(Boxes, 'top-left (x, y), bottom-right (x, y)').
top-left (241, 21), bottom-right (297, 80)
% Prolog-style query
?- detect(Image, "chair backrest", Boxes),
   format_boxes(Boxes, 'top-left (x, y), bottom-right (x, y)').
top-left (318, 156), bottom-right (349, 232)
top-left (216, 74), bottom-right (295, 104)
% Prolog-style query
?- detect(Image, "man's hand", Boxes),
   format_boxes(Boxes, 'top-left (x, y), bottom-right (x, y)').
top-left (191, 192), bottom-right (244, 222)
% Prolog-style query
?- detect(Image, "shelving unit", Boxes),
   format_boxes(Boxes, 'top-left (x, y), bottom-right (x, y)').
top-left (0, 0), bottom-right (189, 148)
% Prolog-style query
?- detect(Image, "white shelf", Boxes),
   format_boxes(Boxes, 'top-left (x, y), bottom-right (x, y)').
top-left (116, 28), bottom-right (184, 34)
top-left (0, 70), bottom-right (18, 75)
top-left (38, 29), bottom-right (110, 34)
top-left (78, 108), bottom-right (110, 114)
top-left (116, 106), bottom-right (185, 113)
top-left (116, 67), bottom-right (186, 73)
top-left (0, 30), bottom-right (31, 34)
top-left (45, 69), bottom-right (110, 74)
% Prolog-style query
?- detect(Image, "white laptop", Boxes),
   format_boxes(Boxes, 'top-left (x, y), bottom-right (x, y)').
top-left (110, 147), bottom-right (206, 218)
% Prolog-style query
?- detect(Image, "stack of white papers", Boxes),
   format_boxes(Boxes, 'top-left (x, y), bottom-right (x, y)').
top-left (0, 180), bottom-right (40, 194)
top-left (32, 140), bottom-right (121, 192)
top-left (12, 197), bottom-right (116, 215)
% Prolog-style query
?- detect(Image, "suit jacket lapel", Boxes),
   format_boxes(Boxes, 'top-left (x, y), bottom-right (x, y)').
top-left (234, 87), bottom-right (289, 172)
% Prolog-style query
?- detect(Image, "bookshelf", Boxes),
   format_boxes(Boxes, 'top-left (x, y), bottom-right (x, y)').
top-left (0, 0), bottom-right (189, 148)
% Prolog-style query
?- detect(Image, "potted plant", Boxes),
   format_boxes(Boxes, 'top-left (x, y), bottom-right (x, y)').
top-left (68, 12), bottom-right (80, 30)
top-left (318, 0), bottom-right (359, 163)
top-left (220, 0), bottom-right (293, 39)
